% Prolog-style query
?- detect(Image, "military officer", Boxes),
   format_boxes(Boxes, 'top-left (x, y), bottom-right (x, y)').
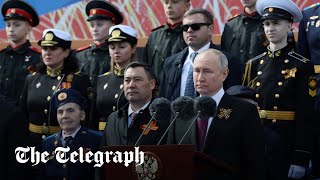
top-left (242, 0), bottom-right (316, 179)
top-left (221, 0), bottom-right (267, 65)
top-left (20, 29), bottom-right (92, 150)
top-left (0, 0), bottom-right (41, 104)
top-left (76, 0), bottom-right (123, 87)
top-left (297, 3), bottom-right (320, 179)
top-left (42, 88), bottom-right (101, 180)
top-left (143, 0), bottom-right (190, 82)
top-left (94, 25), bottom-right (137, 131)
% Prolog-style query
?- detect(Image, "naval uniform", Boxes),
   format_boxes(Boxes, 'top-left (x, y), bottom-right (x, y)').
top-left (42, 126), bottom-right (102, 180)
top-left (76, 42), bottom-right (111, 87)
top-left (0, 41), bottom-right (41, 103)
top-left (297, 3), bottom-right (320, 178)
top-left (20, 69), bottom-right (92, 149)
top-left (243, 45), bottom-right (316, 179)
top-left (94, 67), bottom-right (128, 131)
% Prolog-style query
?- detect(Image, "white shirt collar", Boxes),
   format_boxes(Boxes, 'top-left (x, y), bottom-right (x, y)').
top-left (211, 87), bottom-right (224, 107)
top-left (128, 101), bottom-right (151, 116)
top-left (187, 42), bottom-right (211, 58)
top-left (62, 125), bottom-right (81, 140)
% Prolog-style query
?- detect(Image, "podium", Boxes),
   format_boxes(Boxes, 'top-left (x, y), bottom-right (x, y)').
top-left (101, 145), bottom-right (233, 180)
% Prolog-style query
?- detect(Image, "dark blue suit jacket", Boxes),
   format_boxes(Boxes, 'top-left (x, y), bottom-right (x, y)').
top-left (159, 43), bottom-right (243, 101)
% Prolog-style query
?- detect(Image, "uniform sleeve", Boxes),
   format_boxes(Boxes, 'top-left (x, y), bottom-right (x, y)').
top-left (292, 61), bottom-right (315, 167)
top-left (297, 11), bottom-right (311, 59)
top-left (20, 75), bottom-right (30, 120)
top-left (221, 23), bottom-right (232, 52)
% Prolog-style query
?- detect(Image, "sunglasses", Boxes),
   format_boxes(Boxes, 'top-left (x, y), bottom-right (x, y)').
top-left (181, 23), bottom-right (211, 32)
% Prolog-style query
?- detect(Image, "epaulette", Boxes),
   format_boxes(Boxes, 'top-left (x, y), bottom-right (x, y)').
top-left (288, 52), bottom-right (310, 63)
top-left (227, 14), bottom-right (240, 21)
top-left (98, 71), bottom-right (111, 77)
top-left (76, 45), bottom-right (91, 52)
top-left (29, 46), bottom-right (41, 53)
top-left (246, 52), bottom-right (267, 64)
top-left (304, 3), bottom-right (320, 10)
top-left (151, 25), bottom-right (165, 32)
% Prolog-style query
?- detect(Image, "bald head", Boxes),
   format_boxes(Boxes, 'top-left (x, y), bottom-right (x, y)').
top-left (193, 49), bottom-right (229, 96)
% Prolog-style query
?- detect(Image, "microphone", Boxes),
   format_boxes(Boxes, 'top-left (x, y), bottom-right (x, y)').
top-left (134, 98), bottom-right (171, 146)
top-left (178, 96), bottom-right (217, 145)
top-left (157, 96), bottom-right (195, 145)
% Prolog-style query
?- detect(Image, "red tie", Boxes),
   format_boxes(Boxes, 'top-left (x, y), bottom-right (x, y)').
top-left (197, 117), bottom-right (208, 150)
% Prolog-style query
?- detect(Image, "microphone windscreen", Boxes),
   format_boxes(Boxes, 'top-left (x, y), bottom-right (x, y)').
top-left (194, 96), bottom-right (217, 119)
top-left (149, 97), bottom-right (171, 121)
top-left (171, 96), bottom-right (195, 119)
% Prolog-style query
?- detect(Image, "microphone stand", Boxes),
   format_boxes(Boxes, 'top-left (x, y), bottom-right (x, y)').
top-left (178, 111), bottom-right (200, 145)
top-left (156, 112), bottom-right (179, 145)
top-left (134, 112), bottom-right (157, 146)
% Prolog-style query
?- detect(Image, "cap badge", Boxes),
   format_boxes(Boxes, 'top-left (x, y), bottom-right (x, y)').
top-left (268, 8), bottom-right (274, 13)
top-left (45, 33), bottom-right (54, 41)
top-left (92, 9), bottom-right (96, 14)
top-left (111, 29), bottom-right (121, 38)
top-left (11, 9), bottom-right (16, 13)
top-left (58, 92), bottom-right (67, 101)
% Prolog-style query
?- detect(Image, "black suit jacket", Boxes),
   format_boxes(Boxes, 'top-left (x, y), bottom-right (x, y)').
top-left (159, 43), bottom-right (243, 101)
top-left (168, 93), bottom-right (265, 180)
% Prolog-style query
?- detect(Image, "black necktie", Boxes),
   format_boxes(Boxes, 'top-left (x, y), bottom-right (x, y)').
top-left (64, 136), bottom-right (73, 147)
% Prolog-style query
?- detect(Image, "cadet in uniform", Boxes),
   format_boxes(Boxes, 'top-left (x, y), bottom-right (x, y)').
top-left (20, 29), bottom-right (91, 150)
top-left (95, 25), bottom-right (137, 131)
top-left (0, 0), bottom-right (41, 104)
top-left (42, 88), bottom-right (101, 180)
top-left (221, 0), bottom-right (267, 65)
top-left (297, 3), bottom-right (320, 179)
top-left (143, 0), bottom-right (190, 82)
top-left (76, 0), bottom-right (123, 87)
top-left (242, 0), bottom-right (316, 179)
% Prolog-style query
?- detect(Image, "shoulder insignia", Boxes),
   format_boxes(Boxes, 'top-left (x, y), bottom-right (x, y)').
top-left (98, 71), bottom-right (111, 77)
top-left (29, 46), bottom-right (41, 53)
top-left (246, 52), bottom-right (267, 64)
top-left (288, 52), bottom-right (310, 63)
top-left (304, 3), bottom-right (320, 10)
top-left (151, 25), bottom-right (165, 32)
top-left (76, 45), bottom-right (91, 52)
top-left (227, 14), bottom-right (240, 21)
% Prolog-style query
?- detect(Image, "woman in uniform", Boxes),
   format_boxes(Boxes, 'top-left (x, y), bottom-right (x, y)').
top-left (242, 0), bottom-right (316, 179)
top-left (94, 25), bottom-right (137, 131)
top-left (20, 29), bottom-right (91, 149)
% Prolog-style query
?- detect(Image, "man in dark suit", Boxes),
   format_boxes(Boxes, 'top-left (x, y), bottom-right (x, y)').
top-left (42, 89), bottom-right (102, 180)
top-left (167, 49), bottom-right (265, 180)
top-left (101, 62), bottom-right (170, 146)
top-left (159, 8), bottom-right (242, 101)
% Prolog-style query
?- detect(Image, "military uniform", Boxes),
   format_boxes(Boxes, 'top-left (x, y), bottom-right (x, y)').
top-left (297, 3), bottom-right (320, 178)
top-left (20, 71), bottom-right (91, 148)
top-left (221, 12), bottom-right (267, 64)
top-left (95, 68), bottom-right (127, 131)
top-left (42, 126), bottom-right (102, 180)
top-left (0, 41), bottom-right (41, 103)
top-left (143, 23), bottom-right (187, 82)
top-left (243, 45), bottom-right (315, 179)
top-left (77, 0), bottom-right (123, 87)
top-left (76, 43), bottom-right (111, 87)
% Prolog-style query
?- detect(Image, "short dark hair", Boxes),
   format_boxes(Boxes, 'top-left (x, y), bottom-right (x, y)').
top-left (125, 62), bottom-right (156, 82)
top-left (183, 8), bottom-right (213, 25)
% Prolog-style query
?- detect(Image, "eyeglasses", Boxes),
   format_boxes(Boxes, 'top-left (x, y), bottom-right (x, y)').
top-left (181, 23), bottom-right (211, 32)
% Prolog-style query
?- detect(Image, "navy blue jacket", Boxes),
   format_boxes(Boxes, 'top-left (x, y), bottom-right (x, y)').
top-left (42, 127), bottom-right (102, 180)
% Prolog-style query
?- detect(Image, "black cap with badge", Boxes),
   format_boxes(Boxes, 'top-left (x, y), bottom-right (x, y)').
top-left (50, 89), bottom-right (86, 113)
top-left (85, 0), bottom-right (123, 24)
top-left (1, 0), bottom-right (39, 27)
